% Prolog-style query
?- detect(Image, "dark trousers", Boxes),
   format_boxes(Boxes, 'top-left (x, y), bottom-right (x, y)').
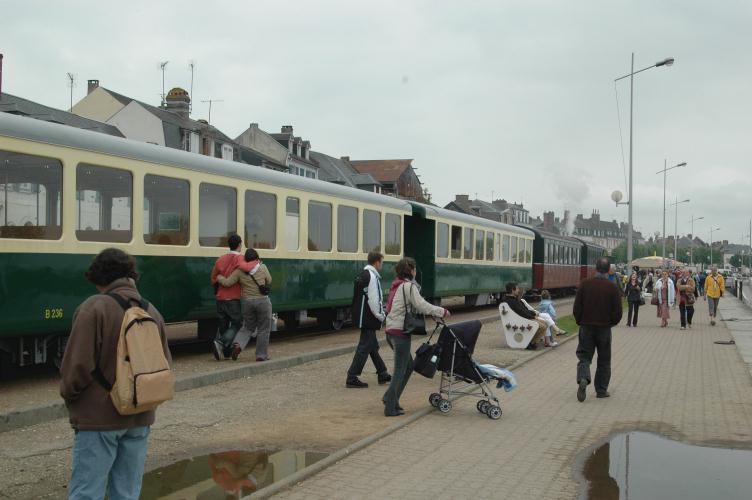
top-left (627, 301), bottom-right (640, 326)
top-left (347, 328), bottom-right (388, 380)
top-left (679, 304), bottom-right (695, 327)
top-left (216, 299), bottom-right (242, 354)
top-left (383, 335), bottom-right (412, 415)
top-left (576, 325), bottom-right (612, 395)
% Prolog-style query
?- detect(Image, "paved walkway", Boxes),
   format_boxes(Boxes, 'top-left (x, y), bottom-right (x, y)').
top-left (272, 302), bottom-right (752, 499)
top-left (718, 292), bottom-right (752, 380)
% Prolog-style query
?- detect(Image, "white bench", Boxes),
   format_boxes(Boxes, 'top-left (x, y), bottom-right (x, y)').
top-left (499, 302), bottom-right (540, 349)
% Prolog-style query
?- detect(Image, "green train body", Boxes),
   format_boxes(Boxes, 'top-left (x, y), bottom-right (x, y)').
top-left (0, 112), bottom-right (532, 371)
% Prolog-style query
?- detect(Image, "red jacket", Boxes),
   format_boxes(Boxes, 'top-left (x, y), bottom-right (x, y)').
top-left (211, 252), bottom-right (243, 300)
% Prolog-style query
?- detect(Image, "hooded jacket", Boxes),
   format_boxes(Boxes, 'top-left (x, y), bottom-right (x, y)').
top-left (351, 265), bottom-right (385, 330)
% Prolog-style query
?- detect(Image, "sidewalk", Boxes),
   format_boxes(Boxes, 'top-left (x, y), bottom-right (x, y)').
top-left (718, 293), bottom-right (752, 380)
top-left (272, 302), bottom-right (752, 500)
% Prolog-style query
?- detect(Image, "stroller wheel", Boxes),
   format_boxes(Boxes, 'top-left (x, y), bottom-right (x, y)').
top-left (487, 405), bottom-right (502, 420)
top-left (477, 400), bottom-right (490, 414)
top-left (438, 399), bottom-right (452, 413)
top-left (429, 393), bottom-right (442, 408)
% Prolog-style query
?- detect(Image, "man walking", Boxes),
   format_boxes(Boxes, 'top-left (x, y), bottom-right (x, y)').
top-left (704, 265), bottom-right (725, 326)
top-left (346, 251), bottom-right (391, 388)
top-left (60, 248), bottom-right (171, 499)
top-left (574, 257), bottom-right (623, 402)
top-left (210, 234), bottom-right (244, 360)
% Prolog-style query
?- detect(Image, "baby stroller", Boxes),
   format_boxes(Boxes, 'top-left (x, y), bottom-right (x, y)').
top-left (416, 320), bottom-right (515, 420)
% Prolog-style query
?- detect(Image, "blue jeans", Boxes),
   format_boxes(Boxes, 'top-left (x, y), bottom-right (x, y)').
top-left (69, 426), bottom-right (150, 500)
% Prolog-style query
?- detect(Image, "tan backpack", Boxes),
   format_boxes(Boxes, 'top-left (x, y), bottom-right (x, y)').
top-left (104, 293), bottom-right (174, 415)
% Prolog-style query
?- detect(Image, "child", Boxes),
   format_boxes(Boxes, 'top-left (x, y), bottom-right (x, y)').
top-left (538, 290), bottom-right (566, 347)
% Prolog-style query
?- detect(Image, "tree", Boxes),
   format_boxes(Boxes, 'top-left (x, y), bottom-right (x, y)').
top-left (729, 254), bottom-right (743, 268)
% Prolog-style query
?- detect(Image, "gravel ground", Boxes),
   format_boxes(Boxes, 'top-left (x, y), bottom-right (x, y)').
top-left (0, 300), bottom-right (574, 499)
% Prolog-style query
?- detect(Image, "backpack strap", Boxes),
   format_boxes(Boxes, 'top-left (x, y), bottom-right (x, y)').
top-left (107, 292), bottom-right (149, 312)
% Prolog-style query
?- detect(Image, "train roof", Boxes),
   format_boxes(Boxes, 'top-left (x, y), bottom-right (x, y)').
top-left (572, 237), bottom-right (607, 252)
top-left (410, 202), bottom-right (534, 237)
top-left (0, 112), bottom-right (413, 213)
top-left (521, 226), bottom-right (583, 245)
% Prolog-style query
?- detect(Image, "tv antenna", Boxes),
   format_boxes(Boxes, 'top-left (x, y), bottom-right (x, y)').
top-left (201, 99), bottom-right (223, 124)
top-left (159, 60), bottom-right (169, 106)
top-left (66, 72), bottom-right (76, 111)
top-left (189, 60), bottom-right (195, 113)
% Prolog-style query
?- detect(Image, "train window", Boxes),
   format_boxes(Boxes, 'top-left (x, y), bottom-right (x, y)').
top-left (495, 233), bottom-right (501, 262)
top-left (451, 225), bottom-right (462, 258)
top-left (308, 201), bottom-right (332, 251)
top-left (475, 230), bottom-right (485, 260)
top-left (363, 209), bottom-right (381, 252)
top-left (144, 174), bottom-right (189, 245)
top-left (385, 214), bottom-right (401, 255)
top-left (517, 239), bottom-right (525, 263)
top-left (75, 164), bottom-right (132, 243)
top-left (0, 150), bottom-right (62, 240)
top-left (199, 183), bottom-right (237, 247)
top-left (525, 239), bottom-right (532, 263)
top-left (437, 222), bottom-right (449, 258)
top-left (510, 236), bottom-right (517, 263)
top-left (502, 234), bottom-right (510, 262)
top-left (337, 205), bottom-right (358, 252)
top-left (558, 245), bottom-right (564, 264)
top-left (463, 227), bottom-right (474, 259)
top-left (544, 242), bottom-right (549, 263)
top-left (486, 232), bottom-right (494, 261)
top-left (245, 190), bottom-right (277, 249)
top-left (286, 197), bottom-right (300, 251)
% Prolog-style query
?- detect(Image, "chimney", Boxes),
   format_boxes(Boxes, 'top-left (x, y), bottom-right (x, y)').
top-left (340, 156), bottom-right (350, 162)
top-left (87, 79), bottom-right (99, 95)
top-left (281, 125), bottom-right (293, 134)
top-left (164, 87), bottom-right (190, 119)
top-left (250, 122), bottom-right (258, 130)
top-left (491, 199), bottom-right (508, 210)
top-left (455, 194), bottom-right (470, 205)
top-left (543, 211), bottom-right (554, 230)
top-left (591, 209), bottom-right (600, 222)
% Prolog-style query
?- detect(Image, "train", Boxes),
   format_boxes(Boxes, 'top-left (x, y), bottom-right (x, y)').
top-left (0, 112), bottom-right (604, 372)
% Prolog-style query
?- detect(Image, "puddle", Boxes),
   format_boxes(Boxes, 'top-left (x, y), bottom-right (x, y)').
top-left (141, 449), bottom-right (328, 499)
top-left (580, 432), bottom-right (752, 500)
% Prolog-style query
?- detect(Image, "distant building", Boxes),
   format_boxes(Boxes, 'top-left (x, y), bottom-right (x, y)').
top-left (271, 125), bottom-right (319, 179)
top-left (720, 243), bottom-right (751, 267)
top-left (234, 123), bottom-right (289, 172)
top-left (0, 91), bottom-right (123, 136)
top-left (532, 209), bottom-right (645, 252)
top-left (444, 195), bottom-right (528, 225)
top-left (309, 152), bottom-right (382, 193)
top-left (349, 159), bottom-right (425, 201)
top-left (72, 80), bottom-right (237, 160)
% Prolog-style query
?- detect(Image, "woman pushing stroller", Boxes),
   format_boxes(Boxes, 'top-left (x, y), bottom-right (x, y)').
top-left (383, 257), bottom-right (449, 417)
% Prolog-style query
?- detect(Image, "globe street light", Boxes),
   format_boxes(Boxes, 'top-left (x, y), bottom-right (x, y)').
top-left (688, 215), bottom-right (704, 267)
top-left (614, 54), bottom-right (675, 265)
top-left (656, 160), bottom-right (687, 258)
top-left (671, 197), bottom-right (690, 264)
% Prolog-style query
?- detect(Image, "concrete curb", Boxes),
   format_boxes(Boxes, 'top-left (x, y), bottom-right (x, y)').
top-left (245, 328), bottom-right (579, 499)
top-left (0, 313), bottom-right (505, 433)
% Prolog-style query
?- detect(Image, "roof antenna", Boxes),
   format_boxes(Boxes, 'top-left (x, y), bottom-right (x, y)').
top-left (201, 98), bottom-right (224, 125)
top-left (189, 60), bottom-right (195, 114)
top-left (66, 72), bottom-right (76, 111)
top-left (159, 61), bottom-right (169, 107)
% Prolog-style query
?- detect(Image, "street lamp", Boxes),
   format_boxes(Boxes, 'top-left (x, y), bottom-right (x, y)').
top-left (614, 54), bottom-right (675, 265)
top-left (656, 160), bottom-right (687, 258)
top-left (710, 226), bottom-right (721, 266)
top-left (688, 215), bottom-right (704, 267)
top-left (671, 197), bottom-right (689, 264)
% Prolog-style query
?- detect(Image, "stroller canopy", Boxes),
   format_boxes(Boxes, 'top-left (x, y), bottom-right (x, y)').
top-left (436, 320), bottom-right (483, 382)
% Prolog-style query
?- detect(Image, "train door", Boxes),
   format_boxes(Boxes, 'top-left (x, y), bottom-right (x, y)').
top-left (404, 213), bottom-right (436, 301)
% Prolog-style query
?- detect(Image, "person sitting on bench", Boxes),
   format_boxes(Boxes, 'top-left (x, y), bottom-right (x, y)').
top-left (500, 282), bottom-right (547, 349)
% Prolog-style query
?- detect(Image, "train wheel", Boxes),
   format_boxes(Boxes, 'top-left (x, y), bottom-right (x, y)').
top-left (279, 312), bottom-right (300, 331)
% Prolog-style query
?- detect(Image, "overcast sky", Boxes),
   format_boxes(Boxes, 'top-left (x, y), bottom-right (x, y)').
top-left (3, 0), bottom-right (751, 246)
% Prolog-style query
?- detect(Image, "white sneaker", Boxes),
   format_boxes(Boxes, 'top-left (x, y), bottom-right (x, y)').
top-left (680, 327), bottom-right (686, 330)
top-left (550, 341), bottom-right (559, 347)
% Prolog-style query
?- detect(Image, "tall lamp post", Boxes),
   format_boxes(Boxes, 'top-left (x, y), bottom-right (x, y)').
top-left (656, 160), bottom-right (687, 259)
top-left (671, 197), bottom-right (689, 263)
top-left (688, 215), bottom-right (704, 267)
top-left (614, 54), bottom-right (675, 265)
top-left (710, 226), bottom-right (721, 266)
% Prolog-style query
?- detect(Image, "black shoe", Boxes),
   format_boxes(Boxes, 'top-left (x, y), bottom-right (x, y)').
top-left (384, 409), bottom-right (405, 417)
top-left (577, 379), bottom-right (587, 402)
top-left (378, 373), bottom-right (392, 385)
top-left (382, 399), bottom-right (403, 411)
top-left (346, 378), bottom-right (368, 388)
top-left (525, 343), bottom-right (538, 351)
top-left (231, 343), bottom-right (241, 361)
top-left (596, 391), bottom-right (611, 399)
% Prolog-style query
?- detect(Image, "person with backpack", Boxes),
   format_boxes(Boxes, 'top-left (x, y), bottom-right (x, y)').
top-left (677, 270), bottom-right (696, 330)
top-left (60, 248), bottom-right (172, 500)
top-left (210, 234), bottom-right (244, 360)
top-left (217, 248), bottom-right (273, 361)
top-left (346, 251), bottom-right (392, 388)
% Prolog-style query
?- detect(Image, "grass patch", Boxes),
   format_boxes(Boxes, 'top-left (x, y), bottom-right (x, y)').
top-left (556, 314), bottom-right (578, 336)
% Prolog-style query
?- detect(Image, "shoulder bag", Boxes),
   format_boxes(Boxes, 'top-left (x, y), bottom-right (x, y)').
top-left (402, 283), bottom-right (426, 336)
top-left (249, 272), bottom-right (271, 296)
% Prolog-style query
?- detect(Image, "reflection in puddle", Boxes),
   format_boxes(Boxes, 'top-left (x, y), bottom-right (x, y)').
top-left (141, 449), bottom-right (328, 499)
top-left (581, 432), bottom-right (752, 500)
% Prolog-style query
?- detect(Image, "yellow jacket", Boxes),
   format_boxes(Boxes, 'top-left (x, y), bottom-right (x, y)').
top-left (704, 273), bottom-right (725, 298)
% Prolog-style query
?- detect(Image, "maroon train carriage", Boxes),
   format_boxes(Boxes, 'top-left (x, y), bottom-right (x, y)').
top-left (528, 228), bottom-right (583, 296)
top-left (575, 239), bottom-right (607, 282)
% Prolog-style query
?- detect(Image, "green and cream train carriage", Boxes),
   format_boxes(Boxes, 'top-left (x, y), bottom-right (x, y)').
top-left (0, 112), bottom-right (412, 370)
top-left (0, 112), bottom-right (533, 372)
